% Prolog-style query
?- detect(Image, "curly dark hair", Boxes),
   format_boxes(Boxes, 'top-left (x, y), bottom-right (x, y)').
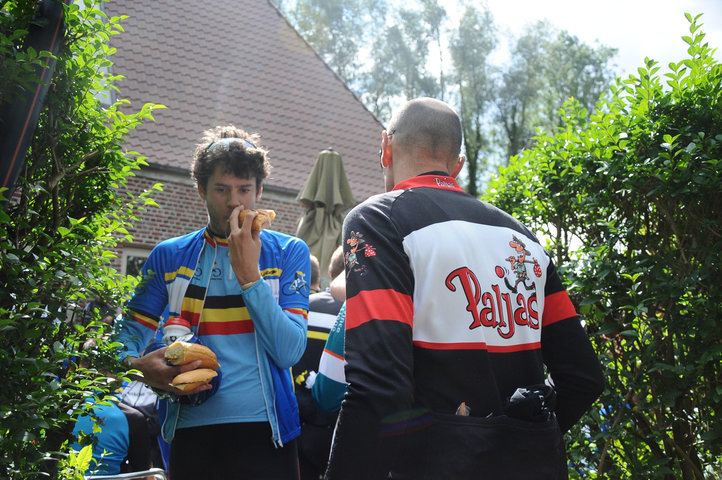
top-left (191, 125), bottom-right (272, 191)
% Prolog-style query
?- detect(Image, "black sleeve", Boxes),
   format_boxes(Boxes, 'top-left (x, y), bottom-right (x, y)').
top-left (326, 200), bottom-right (416, 480)
top-left (542, 316), bottom-right (605, 432)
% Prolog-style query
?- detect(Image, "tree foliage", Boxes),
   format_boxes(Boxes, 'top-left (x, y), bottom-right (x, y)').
top-left (0, 1), bottom-right (162, 478)
top-left (276, 0), bottom-right (618, 195)
top-left (449, 4), bottom-right (496, 197)
top-left (360, 3), bottom-right (442, 120)
top-left (495, 21), bottom-right (617, 162)
top-left (280, 0), bottom-right (381, 86)
top-left (484, 14), bottom-right (721, 479)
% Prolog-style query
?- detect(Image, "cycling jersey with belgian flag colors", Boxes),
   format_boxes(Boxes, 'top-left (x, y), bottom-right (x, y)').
top-left (116, 227), bottom-right (310, 446)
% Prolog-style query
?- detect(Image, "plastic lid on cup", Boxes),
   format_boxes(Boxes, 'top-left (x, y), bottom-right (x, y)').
top-left (165, 317), bottom-right (190, 328)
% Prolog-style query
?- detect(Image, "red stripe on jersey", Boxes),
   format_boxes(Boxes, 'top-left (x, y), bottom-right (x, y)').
top-left (203, 230), bottom-right (228, 247)
top-left (393, 174), bottom-right (465, 193)
top-left (286, 307), bottom-right (308, 319)
top-left (198, 320), bottom-right (255, 335)
top-left (414, 340), bottom-right (541, 353)
top-left (181, 311), bottom-right (201, 328)
top-left (323, 348), bottom-right (344, 361)
top-left (132, 313), bottom-right (157, 331)
top-left (543, 290), bottom-right (577, 327)
top-left (487, 342), bottom-right (541, 353)
top-left (346, 289), bottom-right (413, 330)
top-left (414, 340), bottom-right (488, 350)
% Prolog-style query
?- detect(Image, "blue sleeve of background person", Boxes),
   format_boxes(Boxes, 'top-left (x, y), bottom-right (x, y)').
top-left (242, 237), bottom-right (310, 368)
top-left (312, 303), bottom-right (347, 413)
top-left (113, 244), bottom-right (170, 359)
top-left (71, 400), bottom-right (130, 475)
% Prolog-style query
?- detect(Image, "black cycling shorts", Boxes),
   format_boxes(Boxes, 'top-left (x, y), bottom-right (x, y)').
top-left (169, 422), bottom-right (299, 480)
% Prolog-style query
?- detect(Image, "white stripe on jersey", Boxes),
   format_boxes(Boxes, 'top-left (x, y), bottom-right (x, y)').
top-left (167, 275), bottom-right (190, 316)
top-left (403, 220), bottom-right (548, 349)
top-left (308, 311), bottom-right (338, 330)
top-left (318, 349), bottom-right (346, 383)
top-left (266, 277), bottom-right (280, 301)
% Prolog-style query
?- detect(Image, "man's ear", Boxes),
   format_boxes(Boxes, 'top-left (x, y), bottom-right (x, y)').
top-left (380, 131), bottom-right (393, 168)
top-left (450, 155), bottom-right (465, 178)
top-left (256, 185), bottom-right (263, 201)
top-left (198, 183), bottom-right (207, 201)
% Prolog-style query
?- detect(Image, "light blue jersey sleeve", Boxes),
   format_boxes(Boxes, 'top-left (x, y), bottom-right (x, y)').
top-left (242, 232), bottom-right (310, 368)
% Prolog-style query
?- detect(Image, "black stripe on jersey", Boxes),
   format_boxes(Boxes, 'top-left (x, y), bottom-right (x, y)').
top-left (184, 283), bottom-right (206, 300)
top-left (413, 346), bottom-right (546, 417)
top-left (203, 294), bottom-right (245, 309)
top-left (392, 188), bottom-right (538, 242)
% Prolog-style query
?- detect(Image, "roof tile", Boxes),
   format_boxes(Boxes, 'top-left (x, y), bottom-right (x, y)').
top-left (107, 0), bottom-right (384, 202)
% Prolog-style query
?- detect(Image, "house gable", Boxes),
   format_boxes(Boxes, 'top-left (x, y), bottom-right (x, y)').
top-left (105, 0), bottom-right (385, 268)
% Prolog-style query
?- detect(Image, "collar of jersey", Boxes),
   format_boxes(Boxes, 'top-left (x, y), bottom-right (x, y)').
top-left (393, 171), bottom-right (465, 193)
top-left (203, 228), bottom-right (228, 247)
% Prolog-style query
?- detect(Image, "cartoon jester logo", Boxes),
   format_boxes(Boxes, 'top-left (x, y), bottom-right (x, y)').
top-left (495, 235), bottom-right (543, 293)
top-left (345, 230), bottom-right (376, 276)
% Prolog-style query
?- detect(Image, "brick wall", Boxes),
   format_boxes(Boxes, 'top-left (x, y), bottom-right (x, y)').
top-left (112, 167), bottom-right (306, 271)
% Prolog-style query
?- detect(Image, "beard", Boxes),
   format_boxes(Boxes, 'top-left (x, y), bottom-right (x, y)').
top-left (205, 204), bottom-right (233, 237)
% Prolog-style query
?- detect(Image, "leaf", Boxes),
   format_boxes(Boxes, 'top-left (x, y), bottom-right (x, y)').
top-left (594, 323), bottom-right (619, 336)
top-left (620, 329), bottom-right (638, 338)
top-left (77, 444), bottom-right (94, 469)
top-left (580, 294), bottom-right (602, 306)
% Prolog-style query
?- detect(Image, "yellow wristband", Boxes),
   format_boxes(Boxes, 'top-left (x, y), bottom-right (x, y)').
top-left (241, 279), bottom-right (259, 290)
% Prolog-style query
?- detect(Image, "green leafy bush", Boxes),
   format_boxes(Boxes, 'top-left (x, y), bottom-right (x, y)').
top-left (0, 1), bottom-right (163, 478)
top-left (485, 13), bottom-right (721, 480)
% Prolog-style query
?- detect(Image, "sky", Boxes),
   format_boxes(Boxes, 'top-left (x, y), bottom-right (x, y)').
top-left (442, 0), bottom-right (722, 78)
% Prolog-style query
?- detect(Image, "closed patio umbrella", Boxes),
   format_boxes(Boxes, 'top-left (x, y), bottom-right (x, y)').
top-left (296, 148), bottom-right (355, 286)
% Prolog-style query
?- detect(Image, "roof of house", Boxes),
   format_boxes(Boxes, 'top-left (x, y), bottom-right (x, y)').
top-left (106, 0), bottom-right (385, 202)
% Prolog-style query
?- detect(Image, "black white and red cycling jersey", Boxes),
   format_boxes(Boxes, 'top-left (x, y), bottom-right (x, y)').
top-left (327, 172), bottom-right (603, 479)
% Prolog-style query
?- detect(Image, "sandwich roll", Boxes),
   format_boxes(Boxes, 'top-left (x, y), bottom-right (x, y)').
top-left (238, 208), bottom-right (276, 231)
top-left (171, 368), bottom-right (218, 392)
top-left (165, 341), bottom-right (220, 370)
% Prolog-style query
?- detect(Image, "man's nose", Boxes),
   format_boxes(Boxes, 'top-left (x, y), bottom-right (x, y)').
top-left (229, 190), bottom-right (243, 207)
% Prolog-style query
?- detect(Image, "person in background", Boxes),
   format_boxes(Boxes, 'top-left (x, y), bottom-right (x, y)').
top-left (325, 97), bottom-right (604, 479)
top-left (113, 125), bottom-right (310, 480)
top-left (311, 269), bottom-right (347, 414)
top-left (81, 297), bottom-right (117, 327)
top-left (72, 339), bottom-right (162, 479)
top-left (307, 246), bottom-right (344, 326)
top-left (309, 254), bottom-right (321, 294)
top-left (294, 245), bottom-right (345, 479)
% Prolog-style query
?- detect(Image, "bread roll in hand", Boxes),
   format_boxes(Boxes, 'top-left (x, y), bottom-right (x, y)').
top-left (171, 368), bottom-right (218, 392)
top-left (165, 341), bottom-right (220, 370)
top-left (238, 208), bottom-right (276, 231)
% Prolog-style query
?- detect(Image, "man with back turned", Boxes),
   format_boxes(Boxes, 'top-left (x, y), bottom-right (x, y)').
top-left (325, 98), bottom-right (604, 479)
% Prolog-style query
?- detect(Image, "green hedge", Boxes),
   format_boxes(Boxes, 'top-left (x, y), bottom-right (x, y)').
top-left (0, 1), bottom-right (162, 478)
top-left (484, 13), bottom-right (721, 480)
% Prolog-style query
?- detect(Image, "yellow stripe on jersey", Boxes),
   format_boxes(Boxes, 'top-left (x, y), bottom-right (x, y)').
top-left (164, 266), bottom-right (195, 282)
top-left (200, 306), bottom-right (252, 323)
top-left (261, 267), bottom-right (282, 278)
top-left (308, 331), bottom-right (330, 341)
top-left (132, 310), bottom-right (159, 329)
top-left (180, 296), bottom-right (204, 318)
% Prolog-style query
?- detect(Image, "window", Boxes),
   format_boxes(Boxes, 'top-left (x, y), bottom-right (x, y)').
top-left (122, 247), bottom-right (151, 277)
